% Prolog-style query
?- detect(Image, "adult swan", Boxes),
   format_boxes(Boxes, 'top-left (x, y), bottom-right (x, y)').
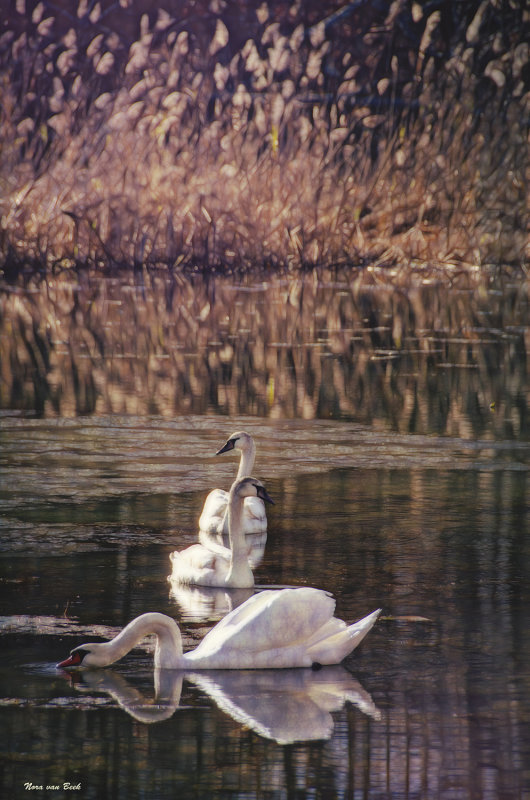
top-left (199, 432), bottom-right (267, 536)
top-left (169, 477), bottom-right (274, 588)
top-left (57, 588), bottom-right (381, 670)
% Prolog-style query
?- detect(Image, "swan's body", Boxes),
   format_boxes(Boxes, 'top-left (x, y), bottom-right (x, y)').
top-left (57, 588), bottom-right (381, 670)
top-left (169, 477), bottom-right (273, 588)
top-left (199, 432), bottom-right (267, 536)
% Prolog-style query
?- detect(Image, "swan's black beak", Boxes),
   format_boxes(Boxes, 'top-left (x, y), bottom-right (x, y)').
top-left (257, 486), bottom-right (275, 505)
top-left (216, 437), bottom-right (236, 455)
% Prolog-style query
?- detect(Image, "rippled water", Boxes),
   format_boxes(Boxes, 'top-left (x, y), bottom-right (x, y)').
top-left (1, 270), bottom-right (529, 799)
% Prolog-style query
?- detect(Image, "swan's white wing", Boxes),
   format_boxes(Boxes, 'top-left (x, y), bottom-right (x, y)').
top-left (168, 543), bottom-right (231, 586)
top-left (183, 590), bottom-right (381, 668)
top-left (199, 493), bottom-right (267, 536)
top-left (170, 543), bottom-right (229, 571)
top-left (306, 608), bottom-right (382, 665)
top-left (190, 588), bottom-right (335, 660)
top-left (243, 496), bottom-right (266, 522)
top-left (198, 489), bottom-right (228, 534)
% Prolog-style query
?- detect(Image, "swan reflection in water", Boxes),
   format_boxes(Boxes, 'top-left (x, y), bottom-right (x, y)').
top-left (169, 582), bottom-right (255, 623)
top-left (63, 666), bottom-right (380, 744)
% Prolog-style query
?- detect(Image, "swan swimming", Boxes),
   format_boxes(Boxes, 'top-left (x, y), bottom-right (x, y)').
top-left (169, 477), bottom-right (274, 588)
top-left (57, 588), bottom-right (381, 670)
top-left (199, 432), bottom-right (267, 536)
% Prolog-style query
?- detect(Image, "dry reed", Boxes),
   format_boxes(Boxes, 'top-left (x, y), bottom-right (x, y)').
top-left (0, 0), bottom-right (528, 273)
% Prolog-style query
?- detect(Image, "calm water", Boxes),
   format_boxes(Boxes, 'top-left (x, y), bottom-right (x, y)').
top-left (1, 270), bottom-right (529, 800)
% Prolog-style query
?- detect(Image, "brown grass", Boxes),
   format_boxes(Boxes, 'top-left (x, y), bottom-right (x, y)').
top-left (0, 0), bottom-right (528, 272)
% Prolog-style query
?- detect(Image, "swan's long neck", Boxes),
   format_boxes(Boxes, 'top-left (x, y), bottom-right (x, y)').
top-left (225, 489), bottom-right (254, 587)
top-left (88, 613), bottom-right (185, 669)
top-left (236, 439), bottom-right (256, 480)
top-left (219, 439), bottom-right (257, 536)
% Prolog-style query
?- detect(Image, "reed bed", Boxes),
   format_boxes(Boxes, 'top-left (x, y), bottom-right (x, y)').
top-left (0, 0), bottom-right (528, 272)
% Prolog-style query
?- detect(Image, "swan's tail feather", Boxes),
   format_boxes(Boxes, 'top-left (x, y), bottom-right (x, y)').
top-left (307, 609), bottom-right (381, 665)
top-left (304, 617), bottom-right (347, 648)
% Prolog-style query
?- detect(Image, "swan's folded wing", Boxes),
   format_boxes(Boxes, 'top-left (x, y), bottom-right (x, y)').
top-left (199, 489), bottom-right (228, 532)
top-left (192, 588), bottom-right (336, 659)
top-left (170, 543), bottom-right (230, 571)
top-left (243, 496), bottom-right (266, 522)
top-left (306, 609), bottom-right (381, 665)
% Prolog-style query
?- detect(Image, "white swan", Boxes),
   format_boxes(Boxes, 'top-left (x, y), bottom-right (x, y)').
top-left (169, 477), bottom-right (274, 588)
top-left (56, 587), bottom-right (381, 670)
top-left (198, 431), bottom-right (267, 536)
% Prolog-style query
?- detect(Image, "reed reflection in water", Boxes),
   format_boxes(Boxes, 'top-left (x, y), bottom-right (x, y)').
top-left (1, 267), bottom-right (528, 439)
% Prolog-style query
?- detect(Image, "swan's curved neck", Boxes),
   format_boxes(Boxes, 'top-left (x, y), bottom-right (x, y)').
top-left (89, 613), bottom-right (185, 669)
top-left (236, 439), bottom-right (256, 480)
top-left (225, 490), bottom-right (254, 587)
top-left (219, 439), bottom-right (257, 537)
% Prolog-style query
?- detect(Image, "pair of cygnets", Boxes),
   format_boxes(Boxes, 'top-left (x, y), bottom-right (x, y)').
top-left (58, 432), bottom-right (381, 672)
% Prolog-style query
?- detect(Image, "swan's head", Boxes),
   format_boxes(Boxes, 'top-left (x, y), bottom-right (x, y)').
top-left (57, 644), bottom-right (106, 669)
top-left (57, 613), bottom-right (183, 670)
top-left (230, 476), bottom-right (274, 505)
top-left (216, 431), bottom-right (253, 455)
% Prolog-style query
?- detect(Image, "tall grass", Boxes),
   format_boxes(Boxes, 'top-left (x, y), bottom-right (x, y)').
top-left (0, 0), bottom-right (528, 272)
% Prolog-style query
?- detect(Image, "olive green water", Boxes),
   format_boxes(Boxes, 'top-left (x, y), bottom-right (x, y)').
top-left (0, 269), bottom-right (529, 800)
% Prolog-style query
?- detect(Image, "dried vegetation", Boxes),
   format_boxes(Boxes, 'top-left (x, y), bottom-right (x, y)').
top-left (0, 0), bottom-right (528, 272)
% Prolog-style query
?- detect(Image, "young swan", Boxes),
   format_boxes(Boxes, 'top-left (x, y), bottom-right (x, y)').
top-left (199, 432), bottom-right (267, 536)
top-left (169, 477), bottom-right (274, 588)
top-left (57, 588), bottom-right (382, 670)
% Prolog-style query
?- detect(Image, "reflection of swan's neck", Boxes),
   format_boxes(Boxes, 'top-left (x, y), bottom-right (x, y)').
top-left (236, 439), bottom-right (256, 480)
top-left (226, 487), bottom-right (253, 587)
top-left (78, 668), bottom-right (184, 724)
top-left (91, 613), bottom-right (184, 669)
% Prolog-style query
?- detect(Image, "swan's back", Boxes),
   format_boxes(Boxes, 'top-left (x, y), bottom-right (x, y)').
top-left (217, 587), bottom-right (336, 647)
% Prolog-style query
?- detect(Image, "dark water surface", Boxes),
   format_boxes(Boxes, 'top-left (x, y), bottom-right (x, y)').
top-left (1, 270), bottom-right (529, 799)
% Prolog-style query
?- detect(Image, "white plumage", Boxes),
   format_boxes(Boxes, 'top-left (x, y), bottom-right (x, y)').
top-left (169, 477), bottom-right (274, 588)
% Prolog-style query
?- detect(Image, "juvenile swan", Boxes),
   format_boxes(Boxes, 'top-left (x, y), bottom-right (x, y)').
top-left (199, 432), bottom-right (267, 536)
top-left (57, 588), bottom-right (381, 670)
top-left (169, 477), bottom-right (274, 588)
